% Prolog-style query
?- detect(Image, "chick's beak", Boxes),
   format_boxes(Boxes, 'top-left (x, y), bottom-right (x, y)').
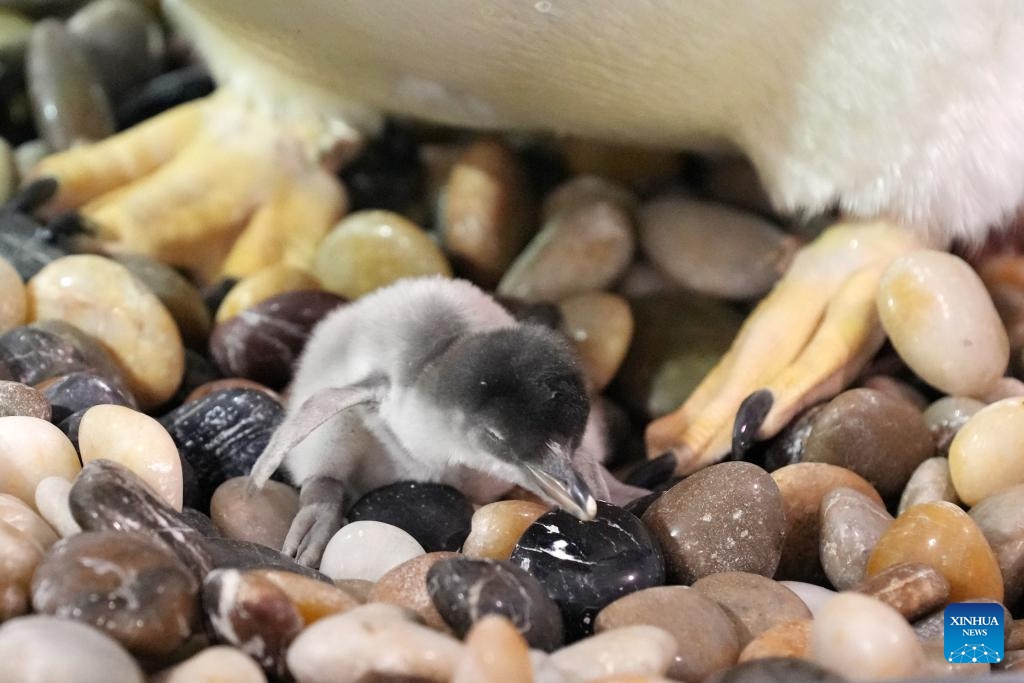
top-left (523, 447), bottom-right (598, 521)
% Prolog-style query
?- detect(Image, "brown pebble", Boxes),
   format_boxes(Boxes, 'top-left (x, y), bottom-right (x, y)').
top-left (771, 463), bottom-right (883, 583)
top-left (0, 494), bottom-right (57, 549)
top-left (1008, 620), bottom-right (1024, 651)
top-left (334, 578), bottom-right (374, 603)
top-left (452, 615), bottom-right (533, 683)
top-left (0, 380), bottom-right (50, 419)
top-left (642, 462), bottom-right (786, 583)
top-left (818, 486), bottom-right (893, 590)
top-left (558, 291), bottom-right (633, 392)
top-left (368, 551), bottom-right (459, 632)
top-left (1000, 650), bottom-right (1024, 671)
top-left (0, 519), bottom-right (43, 621)
top-left (691, 572), bottom-right (812, 647)
top-left (462, 500), bottom-right (549, 560)
top-left (215, 264), bottom-right (320, 323)
top-left (254, 569), bottom-right (358, 625)
top-left (595, 586), bottom-right (740, 682)
top-left (209, 476), bottom-right (298, 550)
top-left (737, 619), bottom-right (811, 663)
top-left (853, 562), bottom-right (950, 621)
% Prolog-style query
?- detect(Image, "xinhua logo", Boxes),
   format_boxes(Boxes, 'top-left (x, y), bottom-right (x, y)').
top-left (944, 603), bottom-right (1004, 664)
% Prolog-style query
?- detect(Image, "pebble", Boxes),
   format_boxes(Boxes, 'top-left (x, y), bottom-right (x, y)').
top-left (113, 253), bottom-right (210, 350)
top-left (461, 499), bottom-right (549, 560)
top-left (771, 463), bottom-right (883, 583)
top-left (26, 19), bottom-right (114, 151)
top-left (498, 199), bottom-right (635, 303)
top-left (151, 645), bottom-right (267, 683)
top-left (818, 487), bottom-right (893, 590)
top-left (919, 637), bottom-right (989, 678)
top-left (0, 256), bottom-right (25, 333)
top-left (0, 519), bottom-right (43, 620)
top-left (452, 615), bottom-right (533, 683)
top-left (0, 415), bottom-right (79, 504)
top-left (595, 585), bottom-right (739, 682)
top-left (878, 250), bottom-right (1009, 396)
top-left (203, 568), bottom-right (303, 678)
top-left (33, 475), bottom-right (79, 537)
top-left (78, 404), bottom-right (183, 511)
top-left (32, 319), bottom-right (132, 397)
top-left (37, 371), bottom-right (131, 422)
top-left (0, 325), bottom-right (90, 386)
top-left (737, 619), bottom-right (812, 663)
top-left (558, 291), bottom-right (633, 392)
top-left (642, 461), bottom-right (786, 583)
top-left (204, 537), bottom-right (327, 582)
top-left (159, 388), bottom-right (283, 502)
top-left (638, 196), bottom-right (795, 299)
top-left (27, 255), bottom-right (185, 408)
top-left (923, 396), bottom-right (985, 454)
top-left (116, 64), bottom-right (213, 128)
top-left (347, 481), bottom-right (474, 553)
top-left (706, 658), bottom-right (847, 683)
top-left (809, 592), bottom-right (923, 680)
top-left (0, 138), bottom-right (14, 206)
top-left (546, 625), bottom-right (676, 681)
top-left (286, 603), bottom-right (463, 683)
top-left (209, 289), bottom-right (345, 390)
top-left (691, 572), bottom-right (812, 646)
top-left (0, 493), bottom-right (56, 548)
top-left (214, 264), bottom-right (320, 322)
top-left (368, 551), bottom-right (458, 632)
top-left (0, 615), bottom-right (144, 683)
top-left (319, 520), bottom-right (425, 581)
top-left (801, 388), bottom-right (934, 500)
top-left (542, 174), bottom-right (637, 221)
top-left (852, 562), bottom-right (949, 621)
top-left (440, 138), bottom-right (535, 288)
top-left (426, 557), bottom-right (564, 650)
top-left (949, 397), bottom-right (1024, 505)
top-left (185, 378), bottom-right (279, 404)
top-left (67, 0), bottom-right (165, 100)
top-left (13, 140), bottom-right (50, 183)
top-left (510, 501), bottom-right (664, 639)
top-left (778, 582), bottom-right (837, 619)
top-left (866, 500), bottom-right (1003, 603)
top-left (0, 379), bottom-right (50, 419)
top-left (969, 483), bottom-right (1024, 605)
top-left (859, 374), bottom-right (928, 411)
top-left (897, 457), bottom-right (959, 515)
top-left (209, 476), bottom-right (298, 550)
top-left (334, 578), bottom-right (374, 603)
top-left (31, 530), bottom-right (198, 657)
top-left (313, 210), bottom-right (452, 300)
top-left (253, 569), bottom-right (357, 624)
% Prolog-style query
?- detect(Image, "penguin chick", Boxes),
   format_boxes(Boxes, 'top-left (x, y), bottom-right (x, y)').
top-left (249, 276), bottom-right (609, 566)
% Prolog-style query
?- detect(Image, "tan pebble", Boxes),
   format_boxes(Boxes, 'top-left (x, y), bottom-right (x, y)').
top-left (549, 625), bottom-right (676, 681)
top-left (810, 592), bottom-right (923, 680)
top-left (113, 253), bottom-right (211, 349)
top-left (818, 486), bottom-right (893, 590)
top-left (859, 374), bottom-right (928, 410)
top-left (0, 256), bottom-right (25, 333)
top-left (771, 462), bottom-right (883, 583)
top-left (368, 551), bottom-right (458, 632)
top-left (867, 501), bottom-right (1003, 603)
top-left (980, 376), bottom-right (1024, 402)
top-left (216, 264), bottom-right (320, 322)
top-left (737, 619), bottom-right (811, 663)
top-left (209, 476), bottom-right (298, 549)
top-left (254, 569), bottom-right (358, 624)
top-left (0, 519), bottom-right (43, 620)
top-left (919, 637), bottom-right (988, 677)
top-left (27, 255), bottom-right (185, 407)
top-left (286, 603), bottom-right (463, 683)
top-left (151, 645), bottom-right (267, 683)
top-left (969, 483), bottom-right (1024, 605)
top-left (313, 210), bottom-right (451, 300)
top-left (461, 500), bottom-right (548, 560)
top-left (0, 493), bottom-right (57, 548)
top-left (334, 578), bottom-right (374, 603)
top-left (949, 397), bottom-right (1024, 505)
top-left (34, 475), bottom-right (80, 537)
top-left (853, 562), bottom-right (950, 621)
top-left (691, 572), bottom-right (811, 646)
top-left (78, 404), bottom-right (182, 511)
top-left (452, 615), bottom-right (534, 683)
top-left (543, 174), bottom-right (637, 221)
top-left (0, 380), bottom-right (50, 420)
top-left (558, 292), bottom-right (633, 392)
top-left (440, 138), bottom-right (535, 289)
top-left (898, 457), bottom-right (959, 515)
top-left (0, 415), bottom-right (79, 505)
top-left (185, 378), bottom-right (281, 404)
top-left (878, 250), bottom-right (1009, 396)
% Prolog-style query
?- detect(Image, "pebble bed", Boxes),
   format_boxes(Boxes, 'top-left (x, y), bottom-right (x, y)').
top-left (1, 1), bottom-right (1024, 682)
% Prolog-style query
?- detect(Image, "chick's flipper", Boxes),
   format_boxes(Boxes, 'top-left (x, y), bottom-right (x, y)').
top-left (645, 220), bottom-right (923, 474)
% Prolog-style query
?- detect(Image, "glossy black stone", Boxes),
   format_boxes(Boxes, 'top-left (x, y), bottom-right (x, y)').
top-left (180, 507), bottom-right (221, 537)
top-left (705, 658), bottom-right (847, 683)
top-left (39, 370), bottom-right (131, 422)
top-left (163, 349), bottom-right (221, 410)
top-left (209, 289), bottom-right (346, 390)
top-left (340, 120), bottom-right (423, 214)
top-left (0, 211), bottom-right (66, 280)
top-left (3, 176), bottom-right (58, 214)
top-left (56, 408), bottom-right (84, 450)
top-left (763, 405), bottom-right (823, 472)
top-left (509, 501), bottom-right (665, 640)
top-left (204, 537), bottom-right (329, 583)
top-left (622, 490), bottom-right (662, 518)
top-left (426, 557), bottom-right (564, 651)
top-left (347, 481), bottom-right (474, 553)
top-left (159, 388), bottom-right (283, 505)
top-left (624, 451), bottom-right (677, 489)
top-left (0, 326), bottom-right (90, 385)
top-left (116, 64), bottom-right (213, 128)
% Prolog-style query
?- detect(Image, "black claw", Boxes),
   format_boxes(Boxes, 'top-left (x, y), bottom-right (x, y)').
top-left (2, 177), bottom-right (59, 216)
top-left (624, 451), bottom-right (677, 489)
top-left (731, 389), bottom-right (774, 459)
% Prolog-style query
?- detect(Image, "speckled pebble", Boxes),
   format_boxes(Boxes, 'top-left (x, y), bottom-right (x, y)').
top-left (461, 500), bottom-right (549, 560)
top-left (210, 476), bottom-right (298, 550)
top-left (319, 520), bottom-right (425, 581)
top-left (819, 487), bottom-right (893, 590)
top-left (0, 380), bottom-right (50, 419)
top-left (692, 572), bottom-right (812, 647)
top-left (0, 415), bottom-right (80, 504)
top-left (898, 457), bottom-right (959, 515)
top-left (368, 551), bottom-right (458, 632)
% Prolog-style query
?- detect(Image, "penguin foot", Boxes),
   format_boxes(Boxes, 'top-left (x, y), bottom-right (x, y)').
top-left (645, 220), bottom-right (923, 474)
top-left (283, 476), bottom-right (347, 568)
top-left (28, 91), bottom-right (352, 283)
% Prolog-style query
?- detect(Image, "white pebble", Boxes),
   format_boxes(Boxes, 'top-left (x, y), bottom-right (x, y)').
top-left (779, 581), bottom-right (837, 618)
top-left (0, 416), bottom-right (80, 506)
top-left (319, 520), bottom-right (424, 581)
top-left (548, 625), bottom-right (677, 680)
top-left (34, 476), bottom-right (80, 538)
top-left (0, 494), bottom-right (57, 548)
top-left (151, 645), bottom-right (267, 683)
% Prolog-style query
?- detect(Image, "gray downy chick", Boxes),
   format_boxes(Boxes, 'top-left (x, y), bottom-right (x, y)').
top-left (249, 276), bottom-right (637, 566)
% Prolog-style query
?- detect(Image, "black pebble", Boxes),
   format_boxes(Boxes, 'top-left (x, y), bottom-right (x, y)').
top-left (624, 451), bottom-right (677, 489)
top-left (116, 65), bottom-right (213, 128)
top-left (204, 537), bottom-right (330, 583)
top-left (341, 120), bottom-right (423, 214)
top-left (0, 212), bottom-right (67, 280)
top-left (0, 326), bottom-right (90, 385)
top-left (39, 370), bottom-right (131, 423)
top-left (347, 481), bottom-right (474, 552)
top-left (509, 501), bottom-right (665, 640)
